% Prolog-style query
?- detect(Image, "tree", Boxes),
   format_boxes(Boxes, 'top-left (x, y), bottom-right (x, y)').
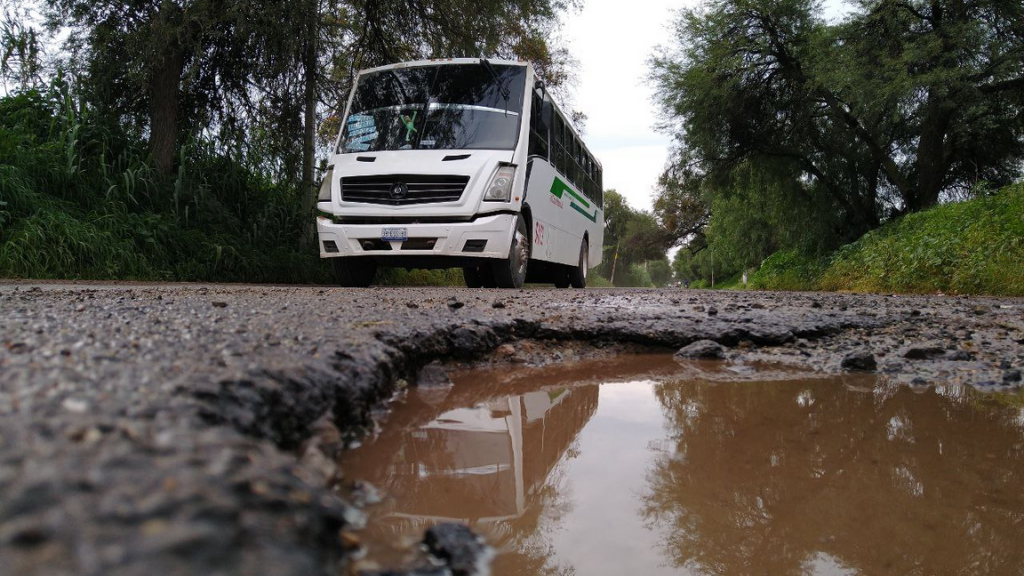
top-left (49, 0), bottom-right (317, 174)
top-left (651, 0), bottom-right (1024, 225)
top-left (599, 189), bottom-right (673, 284)
top-left (648, 258), bottom-right (673, 286)
top-left (652, 151), bottom-right (710, 251)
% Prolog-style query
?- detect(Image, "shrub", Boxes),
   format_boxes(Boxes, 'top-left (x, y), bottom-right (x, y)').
top-left (748, 251), bottom-right (826, 291)
top-left (820, 183), bottom-right (1024, 295)
top-left (748, 183), bottom-right (1024, 296)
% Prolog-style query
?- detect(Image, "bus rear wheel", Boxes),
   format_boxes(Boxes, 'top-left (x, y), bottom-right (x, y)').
top-left (332, 258), bottom-right (377, 287)
top-left (492, 216), bottom-right (529, 289)
top-left (569, 239), bottom-right (588, 289)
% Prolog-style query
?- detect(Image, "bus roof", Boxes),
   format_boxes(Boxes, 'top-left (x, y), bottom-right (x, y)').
top-left (358, 58), bottom-right (528, 76)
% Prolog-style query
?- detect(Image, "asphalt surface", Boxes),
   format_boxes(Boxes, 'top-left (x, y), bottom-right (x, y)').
top-left (1, 282), bottom-right (1023, 575)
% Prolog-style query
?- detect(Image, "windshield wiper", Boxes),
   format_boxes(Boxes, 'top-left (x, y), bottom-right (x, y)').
top-left (479, 58), bottom-right (511, 103)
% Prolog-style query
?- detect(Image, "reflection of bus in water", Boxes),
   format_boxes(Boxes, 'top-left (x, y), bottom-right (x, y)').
top-left (375, 387), bottom-right (599, 528)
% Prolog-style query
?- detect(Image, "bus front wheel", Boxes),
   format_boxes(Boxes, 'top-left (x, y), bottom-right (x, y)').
top-left (569, 240), bottom-right (588, 289)
top-left (492, 216), bottom-right (529, 289)
top-left (332, 258), bottom-right (376, 288)
top-left (553, 267), bottom-right (570, 289)
top-left (463, 266), bottom-right (484, 288)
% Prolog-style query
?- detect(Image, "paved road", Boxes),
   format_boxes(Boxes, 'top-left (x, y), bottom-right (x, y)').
top-left (1, 283), bottom-right (1022, 575)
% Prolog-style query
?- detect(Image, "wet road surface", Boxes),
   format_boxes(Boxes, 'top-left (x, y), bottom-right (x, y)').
top-left (1, 282), bottom-right (1022, 575)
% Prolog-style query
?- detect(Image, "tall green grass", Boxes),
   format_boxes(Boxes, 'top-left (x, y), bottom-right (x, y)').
top-left (0, 86), bottom-right (330, 283)
top-left (749, 183), bottom-right (1024, 296)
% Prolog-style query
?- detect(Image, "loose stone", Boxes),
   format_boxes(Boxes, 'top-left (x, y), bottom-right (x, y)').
top-left (675, 340), bottom-right (726, 359)
top-left (841, 350), bottom-right (877, 372)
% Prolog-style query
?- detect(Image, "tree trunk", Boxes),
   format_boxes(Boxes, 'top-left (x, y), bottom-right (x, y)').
top-left (911, 94), bottom-right (954, 211)
top-left (150, 46), bottom-right (185, 176)
top-left (300, 7), bottom-right (319, 224)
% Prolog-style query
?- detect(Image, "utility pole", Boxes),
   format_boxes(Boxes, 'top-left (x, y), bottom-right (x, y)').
top-left (711, 248), bottom-right (715, 288)
top-left (610, 242), bottom-right (620, 284)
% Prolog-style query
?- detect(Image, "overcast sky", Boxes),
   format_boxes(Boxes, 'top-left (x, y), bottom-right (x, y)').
top-left (561, 0), bottom-right (685, 214)
top-left (561, 0), bottom-right (852, 214)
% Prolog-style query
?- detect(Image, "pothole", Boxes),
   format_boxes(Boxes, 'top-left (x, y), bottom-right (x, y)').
top-left (338, 354), bottom-right (1024, 575)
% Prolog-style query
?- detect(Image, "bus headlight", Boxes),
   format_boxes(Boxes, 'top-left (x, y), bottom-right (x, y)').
top-left (317, 167), bottom-right (334, 202)
top-left (484, 165), bottom-right (516, 202)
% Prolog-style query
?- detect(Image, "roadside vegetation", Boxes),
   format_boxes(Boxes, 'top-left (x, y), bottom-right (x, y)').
top-left (750, 183), bottom-right (1024, 296)
top-left (596, 190), bottom-right (675, 288)
top-left (653, 0), bottom-right (1024, 296)
top-left (0, 86), bottom-right (330, 282)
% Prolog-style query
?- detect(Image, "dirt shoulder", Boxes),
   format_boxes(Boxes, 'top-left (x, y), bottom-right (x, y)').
top-left (1, 284), bottom-right (1022, 575)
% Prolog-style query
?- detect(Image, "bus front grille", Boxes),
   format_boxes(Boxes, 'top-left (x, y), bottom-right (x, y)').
top-left (341, 175), bottom-right (470, 205)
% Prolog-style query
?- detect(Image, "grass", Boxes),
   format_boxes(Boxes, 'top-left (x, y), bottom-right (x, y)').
top-left (376, 268), bottom-right (465, 287)
top-left (749, 183), bottom-right (1024, 296)
top-left (691, 272), bottom-right (744, 290)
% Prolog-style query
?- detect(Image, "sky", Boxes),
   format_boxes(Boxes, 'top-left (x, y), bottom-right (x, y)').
top-left (561, 0), bottom-right (687, 214)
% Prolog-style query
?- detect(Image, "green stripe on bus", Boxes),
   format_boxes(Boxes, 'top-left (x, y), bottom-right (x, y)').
top-left (549, 177), bottom-right (591, 209)
top-left (571, 202), bottom-right (597, 222)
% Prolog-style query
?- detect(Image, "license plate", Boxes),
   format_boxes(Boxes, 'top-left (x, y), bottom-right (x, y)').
top-left (381, 227), bottom-right (408, 242)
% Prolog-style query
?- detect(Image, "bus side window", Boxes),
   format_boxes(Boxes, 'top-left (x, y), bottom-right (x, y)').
top-left (576, 142), bottom-right (584, 189)
top-left (586, 157), bottom-right (594, 200)
top-left (569, 138), bottom-right (576, 183)
top-left (551, 114), bottom-right (560, 171)
top-left (560, 120), bottom-right (570, 178)
top-left (576, 142), bottom-right (584, 185)
top-left (529, 92), bottom-right (548, 159)
top-left (569, 136), bottom-right (579, 187)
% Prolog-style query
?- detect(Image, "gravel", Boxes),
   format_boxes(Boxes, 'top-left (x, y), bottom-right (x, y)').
top-left (1, 282), bottom-right (1022, 575)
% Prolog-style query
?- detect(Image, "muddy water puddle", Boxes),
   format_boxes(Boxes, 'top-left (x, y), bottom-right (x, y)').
top-left (341, 355), bottom-right (1024, 575)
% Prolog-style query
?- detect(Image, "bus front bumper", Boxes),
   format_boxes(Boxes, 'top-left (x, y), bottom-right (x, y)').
top-left (316, 214), bottom-right (516, 260)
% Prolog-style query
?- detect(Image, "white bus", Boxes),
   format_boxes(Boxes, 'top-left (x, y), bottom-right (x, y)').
top-left (316, 58), bottom-right (604, 289)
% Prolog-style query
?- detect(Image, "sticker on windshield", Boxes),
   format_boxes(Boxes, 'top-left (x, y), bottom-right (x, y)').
top-left (348, 114), bottom-right (375, 133)
top-left (346, 114), bottom-right (378, 151)
top-left (347, 133), bottom-right (378, 151)
top-left (420, 139), bottom-right (436, 148)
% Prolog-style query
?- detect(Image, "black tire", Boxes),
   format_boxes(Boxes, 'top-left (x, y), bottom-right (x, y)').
top-left (465, 265), bottom-right (498, 288)
top-left (553, 267), bottom-right (570, 289)
top-left (569, 239), bottom-right (588, 289)
top-left (463, 266), bottom-right (484, 288)
top-left (332, 258), bottom-right (376, 287)
top-left (480, 268), bottom-right (498, 288)
top-left (492, 216), bottom-right (529, 289)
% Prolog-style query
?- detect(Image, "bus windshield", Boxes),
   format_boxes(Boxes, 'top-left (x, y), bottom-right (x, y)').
top-left (339, 63), bottom-right (527, 154)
